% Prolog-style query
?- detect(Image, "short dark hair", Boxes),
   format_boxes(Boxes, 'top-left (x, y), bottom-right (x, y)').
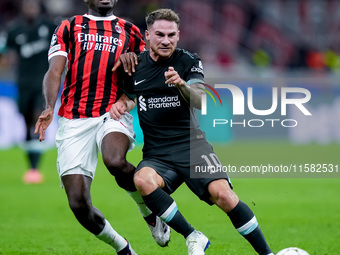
top-left (146, 9), bottom-right (180, 29)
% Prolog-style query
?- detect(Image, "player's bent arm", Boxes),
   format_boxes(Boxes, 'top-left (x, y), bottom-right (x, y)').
top-left (176, 81), bottom-right (205, 109)
top-left (165, 66), bottom-right (204, 109)
top-left (34, 56), bottom-right (66, 141)
top-left (43, 55), bottom-right (66, 110)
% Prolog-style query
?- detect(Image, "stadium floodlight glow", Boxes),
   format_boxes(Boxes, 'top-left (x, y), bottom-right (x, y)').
top-left (201, 84), bottom-right (312, 116)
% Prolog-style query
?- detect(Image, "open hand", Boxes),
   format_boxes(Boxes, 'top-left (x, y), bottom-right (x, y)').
top-left (34, 108), bottom-right (54, 141)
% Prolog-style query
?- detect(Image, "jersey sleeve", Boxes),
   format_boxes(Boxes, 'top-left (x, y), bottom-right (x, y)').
top-left (185, 53), bottom-right (205, 85)
top-left (48, 19), bottom-right (71, 60)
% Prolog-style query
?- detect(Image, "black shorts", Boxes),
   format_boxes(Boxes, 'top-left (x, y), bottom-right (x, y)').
top-left (18, 84), bottom-right (43, 118)
top-left (136, 139), bottom-right (232, 205)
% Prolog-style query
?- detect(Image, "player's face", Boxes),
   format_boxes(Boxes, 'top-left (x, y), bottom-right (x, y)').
top-left (84, 0), bottom-right (117, 16)
top-left (146, 20), bottom-right (179, 61)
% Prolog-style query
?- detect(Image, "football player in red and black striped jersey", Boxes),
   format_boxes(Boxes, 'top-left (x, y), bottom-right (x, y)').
top-left (34, 0), bottom-right (170, 254)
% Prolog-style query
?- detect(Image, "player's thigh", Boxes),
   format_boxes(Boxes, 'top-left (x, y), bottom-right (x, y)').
top-left (97, 112), bottom-right (135, 155)
top-left (183, 174), bottom-right (232, 205)
top-left (101, 131), bottom-right (130, 163)
top-left (56, 117), bottom-right (99, 179)
top-left (182, 140), bottom-right (232, 205)
top-left (136, 159), bottom-right (184, 195)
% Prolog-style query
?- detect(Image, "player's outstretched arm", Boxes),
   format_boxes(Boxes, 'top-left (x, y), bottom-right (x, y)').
top-left (112, 52), bottom-right (139, 76)
top-left (164, 66), bottom-right (204, 109)
top-left (34, 55), bottom-right (66, 141)
top-left (109, 93), bottom-right (136, 120)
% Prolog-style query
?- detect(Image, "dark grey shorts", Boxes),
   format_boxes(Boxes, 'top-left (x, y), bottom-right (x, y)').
top-left (136, 140), bottom-right (232, 205)
top-left (18, 85), bottom-right (43, 118)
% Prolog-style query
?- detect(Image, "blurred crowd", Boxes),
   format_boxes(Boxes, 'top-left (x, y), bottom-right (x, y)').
top-left (0, 0), bottom-right (339, 72)
top-left (169, 0), bottom-right (340, 72)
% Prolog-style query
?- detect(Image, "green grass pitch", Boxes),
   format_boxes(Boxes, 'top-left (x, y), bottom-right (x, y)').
top-left (0, 142), bottom-right (339, 254)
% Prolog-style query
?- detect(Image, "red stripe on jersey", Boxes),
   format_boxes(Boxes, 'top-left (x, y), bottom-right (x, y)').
top-left (133, 24), bottom-right (146, 53)
top-left (115, 19), bottom-right (127, 60)
top-left (105, 19), bottom-right (128, 113)
top-left (129, 26), bottom-right (138, 54)
top-left (57, 19), bottom-right (72, 117)
top-left (95, 20), bottom-right (116, 115)
top-left (58, 17), bottom-right (74, 118)
top-left (68, 15), bottom-right (84, 119)
top-left (103, 19), bottom-right (128, 110)
top-left (77, 17), bottom-right (96, 118)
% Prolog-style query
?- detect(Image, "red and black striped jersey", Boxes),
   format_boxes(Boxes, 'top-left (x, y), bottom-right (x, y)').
top-left (48, 14), bottom-right (145, 119)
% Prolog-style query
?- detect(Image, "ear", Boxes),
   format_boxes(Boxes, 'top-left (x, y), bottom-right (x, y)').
top-left (145, 30), bottom-right (150, 41)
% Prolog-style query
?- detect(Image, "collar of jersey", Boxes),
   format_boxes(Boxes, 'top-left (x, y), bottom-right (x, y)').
top-left (84, 14), bottom-right (117, 21)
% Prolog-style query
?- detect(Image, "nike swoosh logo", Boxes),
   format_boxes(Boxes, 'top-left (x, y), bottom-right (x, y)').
top-left (134, 79), bottom-right (146, 86)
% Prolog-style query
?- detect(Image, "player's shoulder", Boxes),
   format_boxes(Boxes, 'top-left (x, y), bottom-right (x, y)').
top-left (175, 48), bottom-right (201, 61)
top-left (55, 15), bottom-right (77, 28)
top-left (55, 15), bottom-right (85, 33)
top-left (138, 50), bottom-right (149, 61)
top-left (115, 16), bottom-right (140, 30)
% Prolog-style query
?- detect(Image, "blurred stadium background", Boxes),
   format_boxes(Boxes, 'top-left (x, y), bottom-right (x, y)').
top-left (0, 1), bottom-right (339, 254)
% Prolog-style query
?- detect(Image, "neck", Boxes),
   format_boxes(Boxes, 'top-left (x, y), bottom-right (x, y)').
top-left (87, 9), bottom-right (113, 17)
